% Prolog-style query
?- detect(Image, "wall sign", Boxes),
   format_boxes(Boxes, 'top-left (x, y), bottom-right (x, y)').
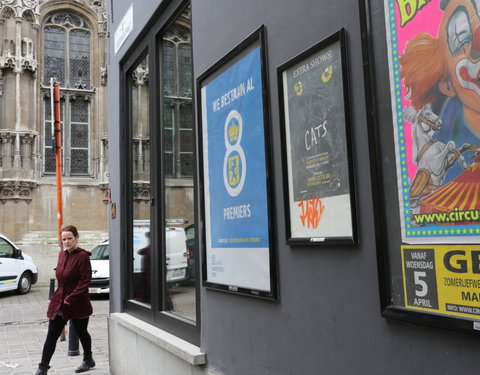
top-left (114, 4), bottom-right (133, 55)
top-left (277, 29), bottom-right (358, 245)
top-left (197, 26), bottom-right (278, 300)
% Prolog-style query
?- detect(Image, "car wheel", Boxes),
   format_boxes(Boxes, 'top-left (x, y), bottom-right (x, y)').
top-left (17, 272), bottom-right (32, 295)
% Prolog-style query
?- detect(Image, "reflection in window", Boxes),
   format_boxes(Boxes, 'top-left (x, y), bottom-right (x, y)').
top-left (161, 6), bottom-right (196, 321)
top-left (129, 55), bottom-right (151, 305)
top-left (162, 15), bottom-right (193, 178)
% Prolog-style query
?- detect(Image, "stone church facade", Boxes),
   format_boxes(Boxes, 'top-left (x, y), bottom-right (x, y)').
top-left (0, 0), bottom-right (108, 245)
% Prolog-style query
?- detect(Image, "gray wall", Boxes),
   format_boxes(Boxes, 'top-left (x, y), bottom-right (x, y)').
top-left (108, 1), bottom-right (480, 374)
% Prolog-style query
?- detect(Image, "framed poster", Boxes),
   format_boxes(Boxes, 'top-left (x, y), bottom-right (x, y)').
top-left (197, 26), bottom-right (278, 300)
top-left (370, 0), bottom-right (480, 334)
top-left (277, 29), bottom-right (358, 245)
top-left (385, 0), bottom-right (480, 243)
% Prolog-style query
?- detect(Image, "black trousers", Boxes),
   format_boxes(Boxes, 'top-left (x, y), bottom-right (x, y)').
top-left (40, 315), bottom-right (92, 366)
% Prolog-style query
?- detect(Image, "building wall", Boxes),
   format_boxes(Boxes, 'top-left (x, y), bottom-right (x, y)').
top-left (0, 0), bottom-right (109, 245)
top-left (108, 0), bottom-right (480, 374)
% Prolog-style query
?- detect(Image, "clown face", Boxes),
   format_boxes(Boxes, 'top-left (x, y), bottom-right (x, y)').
top-left (438, 0), bottom-right (480, 125)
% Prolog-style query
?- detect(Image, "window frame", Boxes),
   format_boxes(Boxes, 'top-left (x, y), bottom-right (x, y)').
top-left (120, 0), bottom-right (200, 345)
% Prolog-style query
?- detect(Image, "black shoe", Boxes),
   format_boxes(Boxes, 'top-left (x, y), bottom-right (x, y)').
top-left (35, 363), bottom-right (50, 375)
top-left (75, 358), bottom-right (96, 373)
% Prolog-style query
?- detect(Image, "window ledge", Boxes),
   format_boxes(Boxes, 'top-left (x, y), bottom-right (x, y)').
top-left (110, 312), bottom-right (205, 366)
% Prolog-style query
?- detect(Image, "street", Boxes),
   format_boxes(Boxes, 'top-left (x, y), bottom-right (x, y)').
top-left (0, 287), bottom-right (110, 375)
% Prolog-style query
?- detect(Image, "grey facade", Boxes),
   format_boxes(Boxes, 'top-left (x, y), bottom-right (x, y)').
top-left (107, 1), bottom-right (480, 375)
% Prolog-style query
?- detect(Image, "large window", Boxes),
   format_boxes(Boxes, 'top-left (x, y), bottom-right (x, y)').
top-left (124, 3), bottom-right (198, 344)
top-left (42, 12), bottom-right (91, 175)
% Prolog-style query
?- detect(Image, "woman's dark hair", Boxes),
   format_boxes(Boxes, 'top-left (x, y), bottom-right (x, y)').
top-left (62, 225), bottom-right (79, 237)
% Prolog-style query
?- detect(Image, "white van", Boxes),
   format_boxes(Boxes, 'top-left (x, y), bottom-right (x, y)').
top-left (0, 234), bottom-right (38, 295)
top-left (133, 220), bottom-right (188, 283)
top-left (89, 221), bottom-right (188, 294)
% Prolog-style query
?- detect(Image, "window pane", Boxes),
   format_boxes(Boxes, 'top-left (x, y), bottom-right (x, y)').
top-left (162, 41), bottom-right (174, 96)
top-left (44, 27), bottom-right (65, 85)
top-left (161, 6), bottom-right (196, 321)
top-left (44, 147), bottom-right (56, 173)
top-left (130, 55), bottom-right (151, 306)
top-left (71, 123), bottom-right (88, 148)
top-left (44, 99), bottom-right (64, 174)
top-left (70, 30), bottom-right (91, 87)
top-left (70, 149), bottom-right (88, 174)
top-left (0, 239), bottom-right (14, 257)
top-left (178, 43), bottom-right (192, 98)
top-left (179, 153), bottom-right (193, 177)
top-left (71, 98), bottom-right (89, 123)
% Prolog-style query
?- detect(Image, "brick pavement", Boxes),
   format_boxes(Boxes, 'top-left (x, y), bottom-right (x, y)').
top-left (0, 287), bottom-right (110, 375)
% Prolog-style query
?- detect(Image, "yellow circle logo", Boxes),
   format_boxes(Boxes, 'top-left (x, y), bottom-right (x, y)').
top-left (294, 82), bottom-right (303, 96)
top-left (321, 65), bottom-right (333, 83)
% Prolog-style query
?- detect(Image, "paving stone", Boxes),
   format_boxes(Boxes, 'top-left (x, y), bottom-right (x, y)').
top-left (0, 287), bottom-right (110, 375)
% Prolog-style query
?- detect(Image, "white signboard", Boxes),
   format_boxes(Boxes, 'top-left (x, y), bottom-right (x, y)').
top-left (114, 4), bottom-right (133, 55)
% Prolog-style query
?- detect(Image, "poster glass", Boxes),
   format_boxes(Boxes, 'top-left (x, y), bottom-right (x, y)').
top-left (198, 28), bottom-right (277, 299)
top-left (278, 29), bottom-right (357, 244)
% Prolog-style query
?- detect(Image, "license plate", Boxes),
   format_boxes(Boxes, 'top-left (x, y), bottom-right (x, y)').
top-left (167, 268), bottom-right (186, 280)
top-left (89, 288), bottom-right (101, 293)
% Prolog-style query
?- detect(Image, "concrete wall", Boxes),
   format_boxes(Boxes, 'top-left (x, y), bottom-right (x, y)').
top-left (107, 1), bottom-right (480, 375)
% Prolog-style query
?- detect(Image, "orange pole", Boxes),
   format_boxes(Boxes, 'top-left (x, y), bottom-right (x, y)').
top-left (53, 83), bottom-right (63, 249)
top-left (53, 82), bottom-right (66, 341)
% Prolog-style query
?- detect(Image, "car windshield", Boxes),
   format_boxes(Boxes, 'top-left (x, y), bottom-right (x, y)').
top-left (90, 244), bottom-right (109, 260)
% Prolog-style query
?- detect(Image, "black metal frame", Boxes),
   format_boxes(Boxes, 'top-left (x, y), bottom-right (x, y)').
top-left (277, 28), bottom-right (358, 246)
top-left (196, 26), bottom-right (279, 301)
top-left (119, 0), bottom-right (200, 345)
top-left (359, 0), bottom-right (480, 336)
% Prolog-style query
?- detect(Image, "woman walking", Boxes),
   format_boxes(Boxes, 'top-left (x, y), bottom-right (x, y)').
top-left (36, 225), bottom-right (96, 374)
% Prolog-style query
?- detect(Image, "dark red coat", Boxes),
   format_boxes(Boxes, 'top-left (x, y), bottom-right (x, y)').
top-left (47, 248), bottom-right (93, 320)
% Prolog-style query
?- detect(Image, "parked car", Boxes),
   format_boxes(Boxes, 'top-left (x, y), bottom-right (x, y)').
top-left (88, 239), bottom-right (110, 294)
top-left (0, 234), bottom-right (38, 295)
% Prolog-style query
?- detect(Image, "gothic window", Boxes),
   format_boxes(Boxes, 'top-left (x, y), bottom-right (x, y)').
top-left (162, 31), bottom-right (193, 178)
top-left (42, 12), bottom-right (91, 176)
top-left (43, 13), bottom-right (91, 88)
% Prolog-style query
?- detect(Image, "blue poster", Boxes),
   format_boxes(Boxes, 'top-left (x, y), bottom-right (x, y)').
top-left (202, 47), bottom-right (269, 249)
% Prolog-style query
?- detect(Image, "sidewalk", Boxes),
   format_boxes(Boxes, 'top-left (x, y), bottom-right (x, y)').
top-left (0, 287), bottom-right (110, 375)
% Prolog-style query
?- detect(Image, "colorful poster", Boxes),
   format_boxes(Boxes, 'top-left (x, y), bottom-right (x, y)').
top-left (385, 0), bottom-right (480, 242)
top-left (402, 245), bottom-right (480, 320)
top-left (201, 46), bottom-right (271, 292)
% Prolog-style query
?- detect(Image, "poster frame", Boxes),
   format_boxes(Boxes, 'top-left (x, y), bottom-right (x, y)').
top-left (360, 0), bottom-right (480, 335)
top-left (196, 26), bottom-right (278, 301)
top-left (277, 28), bottom-right (358, 246)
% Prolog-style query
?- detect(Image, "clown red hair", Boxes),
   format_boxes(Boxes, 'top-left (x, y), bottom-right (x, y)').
top-left (400, 33), bottom-right (448, 110)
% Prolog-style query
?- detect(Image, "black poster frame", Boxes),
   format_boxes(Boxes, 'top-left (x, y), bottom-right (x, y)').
top-left (196, 26), bottom-right (278, 301)
top-left (277, 28), bottom-right (358, 246)
top-left (360, 0), bottom-right (480, 336)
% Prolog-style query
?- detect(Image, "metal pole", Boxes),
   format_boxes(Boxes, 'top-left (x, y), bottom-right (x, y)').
top-left (53, 82), bottom-right (63, 245)
top-left (53, 81), bottom-right (79, 355)
top-left (68, 321), bottom-right (80, 356)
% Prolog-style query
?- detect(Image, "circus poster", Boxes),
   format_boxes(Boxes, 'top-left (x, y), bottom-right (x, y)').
top-left (385, 0), bottom-right (480, 243)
